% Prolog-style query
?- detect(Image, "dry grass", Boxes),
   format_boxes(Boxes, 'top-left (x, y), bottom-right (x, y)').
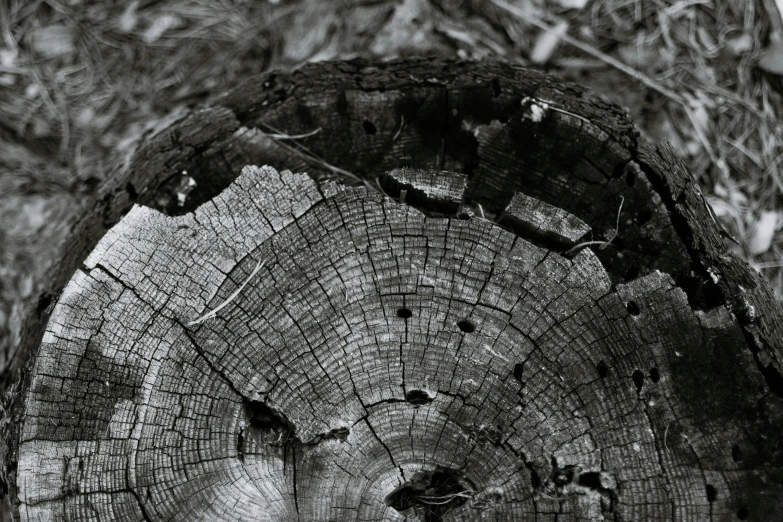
top-left (577, 0), bottom-right (783, 293)
top-left (0, 0), bottom-right (283, 166)
top-left (1, 0), bottom-right (781, 297)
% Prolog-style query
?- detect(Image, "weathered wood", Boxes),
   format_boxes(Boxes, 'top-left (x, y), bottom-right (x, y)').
top-left (3, 58), bottom-right (783, 521)
top-left (381, 168), bottom-right (468, 214)
top-left (499, 192), bottom-right (591, 249)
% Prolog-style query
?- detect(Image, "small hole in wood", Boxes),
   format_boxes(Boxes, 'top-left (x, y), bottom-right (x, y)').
top-left (236, 430), bottom-right (244, 462)
top-left (626, 300), bottom-right (641, 316)
top-left (551, 461), bottom-right (578, 487)
top-left (596, 360), bottom-right (609, 379)
top-left (125, 182), bottom-right (138, 202)
top-left (649, 367), bottom-right (660, 383)
top-left (706, 484), bottom-right (717, 502)
top-left (245, 400), bottom-right (290, 432)
top-left (529, 468), bottom-right (541, 489)
top-left (363, 120), bottom-right (377, 135)
top-left (732, 444), bottom-right (743, 462)
top-left (632, 370), bottom-right (645, 393)
top-left (37, 293), bottom-right (53, 315)
top-left (513, 363), bottom-right (524, 382)
top-left (397, 308), bottom-right (413, 319)
top-left (457, 320), bottom-right (476, 333)
top-left (736, 506), bottom-right (749, 520)
top-left (612, 161), bottom-right (627, 179)
top-left (490, 77), bottom-right (501, 97)
top-left (636, 208), bottom-right (653, 225)
top-left (704, 279), bottom-right (725, 307)
top-left (761, 363), bottom-right (783, 399)
top-left (405, 390), bottom-right (432, 405)
top-left (623, 264), bottom-right (640, 281)
top-left (578, 472), bottom-right (602, 489)
top-left (626, 169), bottom-right (636, 187)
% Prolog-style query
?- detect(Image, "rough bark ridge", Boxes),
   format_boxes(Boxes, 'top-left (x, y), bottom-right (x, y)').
top-left (3, 59), bottom-right (783, 520)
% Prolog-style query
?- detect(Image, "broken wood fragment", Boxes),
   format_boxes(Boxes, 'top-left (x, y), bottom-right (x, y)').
top-left (381, 168), bottom-right (467, 214)
top-left (499, 191), bottom-right (591, 249)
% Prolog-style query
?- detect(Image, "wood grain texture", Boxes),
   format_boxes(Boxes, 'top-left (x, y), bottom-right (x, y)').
top-left (499, 192), bottom-right (591, 248)
top-left (3, 58), bottom-right (783, 521)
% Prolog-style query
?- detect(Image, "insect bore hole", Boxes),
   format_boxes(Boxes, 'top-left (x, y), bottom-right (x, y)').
top-left (732, 444), bottom-right (743, 462)
top-left (636, 208), bottom-right (653, 225)
top-left (457, 320), bottom-right (476, 333)
top-left (363, 120), bottom-right (377, 135)
top-left (632, 370), bottom-right (645, 393)
top-left (596, 360), bottom-right (609, 379)
top-left (405, 390), bottom-right (433, 405)
top-left (513, 363), bottom-right (524, 382)
top-left (397, 308), bottom-right (413, 319)
top-left (706, 484), bottom-right (717, 502)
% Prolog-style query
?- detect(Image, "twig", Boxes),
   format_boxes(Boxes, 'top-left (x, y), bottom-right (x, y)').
top-left (256, 122), bottom-right (363, 183)
top-left (393, 115), bottom-right (405, 141)
top-left (564, 197), bottom-right (624, 255)
top-left (262, 128), bottom-right (321, 140)
top-left (413, 491), bottom-right (474, 505)
top-left (601, 196), bottom-right (624, 250)
top-left (535, 99), bottom-right (591, 123)
top-left (755, 260), bottom-right (783, 269)
top-left (187, 260), bottom-right (265, 326)
top-left (564, 240), bottom-right (619, 255)
top-left (683, 105), bottom-right (718, 167)
top-left (664, 422), bottom-right (670, 453)
top-left (490, 0), bottom-right (686, 105)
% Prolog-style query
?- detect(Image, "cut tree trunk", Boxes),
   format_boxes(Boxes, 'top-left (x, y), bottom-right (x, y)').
top-left (3, 59), bottom-right (783, 521)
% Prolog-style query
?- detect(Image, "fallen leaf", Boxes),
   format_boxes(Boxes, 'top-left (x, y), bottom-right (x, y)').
top-left (143, 14), bottom-right (181, 44)
top-left (552, 0), bottom-right (588, 8)
top-left (75, 106), bottom-right (101, 129)
top-left (24, 83), bottom-right (39, 99)
top-left (0, 47), bottom-right (17, 84)
top-left (725, 33), bottom-right (753, 56)
top-left (32, 117), bottom-right (51, 137)
top-left (370, 0), bottom-right (440, 58)
top-left (29, 24), bottom-right (75, 58)
top-left (118, 1), bottom-right (141, 33)
top-left (530, 20), bottom-right (569, 65)
top-left (759, 41), bottom-right (783, 75)
top-left (749, 210), bottom-right (780, 255)
top-left (0, 48), bottom-right (17, 66)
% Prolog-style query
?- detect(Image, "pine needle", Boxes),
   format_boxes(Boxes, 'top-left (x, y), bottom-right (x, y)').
top-left (262, 127), bottom-right (321, 140)
top-left (564, 197), bottom-right (624, 255)
top-left (187, 259), bottom-right (265, 326)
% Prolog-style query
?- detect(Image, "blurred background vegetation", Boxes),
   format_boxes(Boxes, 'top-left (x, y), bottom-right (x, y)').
top-left (1, 0), bottom-right (782, 297)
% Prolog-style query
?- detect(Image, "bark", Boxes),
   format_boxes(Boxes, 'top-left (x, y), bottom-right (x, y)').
top-left (2, 58), bottom-right (783, 521)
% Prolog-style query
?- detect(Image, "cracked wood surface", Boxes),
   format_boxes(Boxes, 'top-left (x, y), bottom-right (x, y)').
top-left (14, 165), bottom-right (783, 521)
top-left (3, 59), bottom-right (783, 520)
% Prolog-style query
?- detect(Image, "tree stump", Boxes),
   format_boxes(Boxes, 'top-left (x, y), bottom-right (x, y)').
top-left (4, 59), bottom-right (783, 521)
